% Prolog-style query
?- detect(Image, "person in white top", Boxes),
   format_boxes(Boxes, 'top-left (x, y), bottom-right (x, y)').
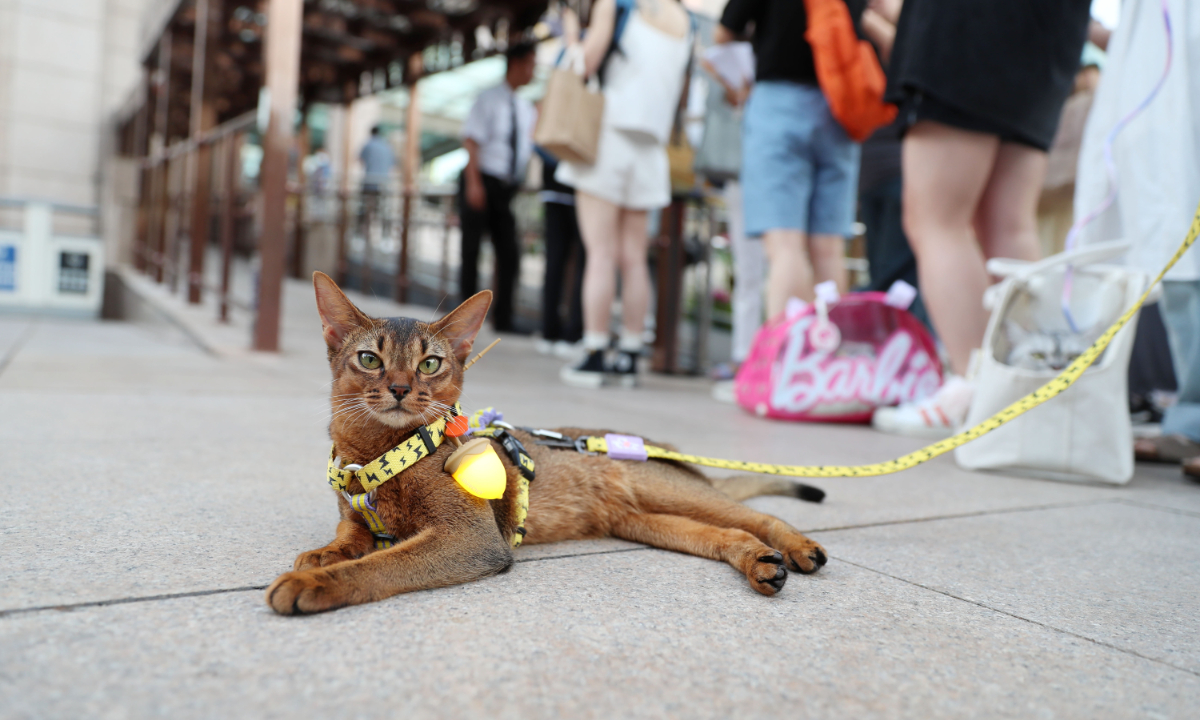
top-left (557, 0), bottom-right (694, 388)
top-left (459, 42), bottom-right (538, 333)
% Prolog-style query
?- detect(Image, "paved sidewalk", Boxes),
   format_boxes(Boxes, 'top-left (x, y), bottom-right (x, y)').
top-left (2, 271), bottom-right (1198, 718)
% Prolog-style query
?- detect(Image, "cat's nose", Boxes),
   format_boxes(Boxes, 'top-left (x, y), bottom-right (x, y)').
top-left (388, 383), bottom-right (411, 400)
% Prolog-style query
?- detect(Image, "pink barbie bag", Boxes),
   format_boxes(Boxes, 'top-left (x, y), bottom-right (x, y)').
top-left (734, 284), bottom-right (942, 423)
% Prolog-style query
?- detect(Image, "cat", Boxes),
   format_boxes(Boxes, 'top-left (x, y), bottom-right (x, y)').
top-left (1004, 320), bottom-right (1099, 371)
top-left (265, 273), bottom-right (827, 614)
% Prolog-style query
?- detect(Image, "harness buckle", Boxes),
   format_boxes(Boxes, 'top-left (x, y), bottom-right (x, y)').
top-left (574, 437), bottom-right (597, 456)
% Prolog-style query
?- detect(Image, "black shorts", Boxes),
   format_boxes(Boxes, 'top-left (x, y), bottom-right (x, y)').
top-left (897, 90), bottom-right (1049, 152)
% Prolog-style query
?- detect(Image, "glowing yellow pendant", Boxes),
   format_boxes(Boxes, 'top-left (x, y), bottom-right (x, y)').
top-left (443, 438), bottom-right (507, 499)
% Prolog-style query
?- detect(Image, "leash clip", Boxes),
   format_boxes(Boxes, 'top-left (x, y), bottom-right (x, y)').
top-left (574, 437), bottom-right (597, 456)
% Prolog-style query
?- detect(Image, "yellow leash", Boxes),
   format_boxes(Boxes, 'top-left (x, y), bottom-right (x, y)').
top-left (586, 203), bottom-right (1200, 479)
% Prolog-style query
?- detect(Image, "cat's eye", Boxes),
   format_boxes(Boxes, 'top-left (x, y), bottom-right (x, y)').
top-left (418, 357), bottom-right (442, 374)
top-left (358, 352), bottom-right (382, 370)
top-left (1031, 352), bottom-right (1045, 359)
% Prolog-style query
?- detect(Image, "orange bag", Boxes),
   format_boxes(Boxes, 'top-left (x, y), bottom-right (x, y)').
top-left (804, 0), bottom-right (897, 142)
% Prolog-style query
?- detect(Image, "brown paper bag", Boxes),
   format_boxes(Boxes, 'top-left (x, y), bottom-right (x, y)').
top-left (534, 67), bottom-right (604, 166)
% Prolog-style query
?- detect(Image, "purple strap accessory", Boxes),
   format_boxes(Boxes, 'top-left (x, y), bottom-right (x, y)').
top-left (605, 434), bottom-right (648, 462)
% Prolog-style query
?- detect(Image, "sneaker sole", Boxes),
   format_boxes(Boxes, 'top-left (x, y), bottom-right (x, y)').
top-left (560, 367), bottom-right (606, 389)
top-left (871, 415), bottom-right (957, 439)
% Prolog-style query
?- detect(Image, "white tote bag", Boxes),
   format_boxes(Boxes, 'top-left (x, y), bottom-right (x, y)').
top-left (955, 241), bottom-right (1151, 485)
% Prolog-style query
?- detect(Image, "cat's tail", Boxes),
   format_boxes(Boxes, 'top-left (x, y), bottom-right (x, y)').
top-left (710, 475), bottom-right (825, 504)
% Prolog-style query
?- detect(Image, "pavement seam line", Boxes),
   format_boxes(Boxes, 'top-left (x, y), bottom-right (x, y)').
top-left (0, 548), bottom-right (657, 618)
top-left (0, 319), bottom-right (38, 379)
top-left (805, 499), bottom-right (1117, 534)
top-left (834, 556), bottom-right (1200, 678)
top-left (1114, 497), bottom-right (1200, 519)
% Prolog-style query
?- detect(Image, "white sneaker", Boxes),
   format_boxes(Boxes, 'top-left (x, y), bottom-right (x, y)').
top-left (711, 380), bottom-right (736, 404)
top-left (535, 339), bottom-right (554, 355)
top-left (872, 376), bottom-right (975, 438)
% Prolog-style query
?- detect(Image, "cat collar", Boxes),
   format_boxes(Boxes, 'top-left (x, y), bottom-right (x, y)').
top-left (326, 403), bottom-right (533, 548)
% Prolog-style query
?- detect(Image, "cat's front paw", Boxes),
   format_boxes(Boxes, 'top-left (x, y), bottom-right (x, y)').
top-left (294, 545), bottom-right (362, 571)
top-left (265, 569), bottom-right (345, 615)
top-left (747, 550), bottom-right (789, 596)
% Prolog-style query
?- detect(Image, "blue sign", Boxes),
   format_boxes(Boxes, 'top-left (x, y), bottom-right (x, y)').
top-left (0, 246), bottom-right (15, 292)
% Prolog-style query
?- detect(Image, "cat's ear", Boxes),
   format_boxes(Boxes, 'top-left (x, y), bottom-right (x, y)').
top-left (313, 272), bottom-right (372, 351)
top-left (433, 290), bottom-right (492, 363)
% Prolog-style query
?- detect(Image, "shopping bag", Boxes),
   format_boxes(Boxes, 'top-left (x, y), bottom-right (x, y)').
top-left (694, 87), bottom-right (741, 181)
top-left (734, 284), bottom-right (942, 422)
top-left (667, 128), bottom-right (696, 194)
top-left (804, 0), bottom-right (897, 142)
top-left (955, 241), bottom-right (1150, 484)
top-left (534, 49), bottom-right (604, 166)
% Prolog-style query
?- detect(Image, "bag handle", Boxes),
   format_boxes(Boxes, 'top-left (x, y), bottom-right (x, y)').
top-left (985, 239), bottom-right (1131, 280)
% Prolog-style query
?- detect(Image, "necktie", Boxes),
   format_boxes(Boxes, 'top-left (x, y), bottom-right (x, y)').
top-left (509, 94), bottom-right (519, 184)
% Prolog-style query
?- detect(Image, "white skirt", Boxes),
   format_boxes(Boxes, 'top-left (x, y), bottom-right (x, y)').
top-left (555, 125), bottom-right (670, 210)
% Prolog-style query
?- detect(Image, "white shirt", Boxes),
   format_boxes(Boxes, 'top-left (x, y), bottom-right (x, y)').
top-left (1075, 0), bottom-right (1200, 281)
top-left (460, 82), bottom-right (537, 184)
top-left (602, 12), bottom-right (693, 145)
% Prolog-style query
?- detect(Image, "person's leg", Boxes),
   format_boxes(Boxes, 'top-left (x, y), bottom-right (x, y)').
top-left (808, 234), bottom-right (846, 293)
top-left (902, 121), bottom-right (1000, 375)
top-left (1161, 280), bottom-right (1200, 443)
top-left (972, 141), bottom-right (1047, 263)
top-left (541, 201), bottom-right (570, 341)
top-left (763, 229), bottom-right (813, 318)
top-left (727, 181), bottom-right (765, 364)
top-left (457, 178), bottom-right (484, 303)
top-left (615, 207), bottom-right (651, 339)
top-left (862, 176), bottom-right (930, 327)
top-left (741, 82), bottom-right (814, 318)
top-left (564, 205), bottom-right (586, 343)
top-left (575, 191), bottom-right (622, 339)
top-left (487, 178), bottom-right (519, 331)
top-left (561, 191), bottom-right (621, 387)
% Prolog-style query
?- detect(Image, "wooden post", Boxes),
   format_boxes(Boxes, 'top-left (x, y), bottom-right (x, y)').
top-left (219, 133), bottom-right (240, 322)
top-left (150, 30), bottom-right (172, 282)
top-left (254, 0), bottom-right (303, 352)
top-left (133, 74), bottom-right (152, 272)
top-left (335, 101), bottom-right (354, 286)
top-left (186, 0), bottom-right (213, 304)
top-left (290, 118), bottom-right (311, 279)
top-left (395, 53), bottom-right (423, 304)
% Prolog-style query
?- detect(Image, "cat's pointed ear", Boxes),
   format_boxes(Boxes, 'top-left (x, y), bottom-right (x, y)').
top-left (313, 272), bottom-right (371, 351)
top-left (433, 290), bottom-right (492, 363)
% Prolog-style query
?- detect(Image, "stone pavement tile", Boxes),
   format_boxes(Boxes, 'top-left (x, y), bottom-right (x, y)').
top-left (0, 390), bottom-right (641, 611)
top-left (815, 501), bottom-right (1200, 674)
top-left (1, 553), bottom-right (1195, 719)
top-left (0, 317), bottom-right (34, 360)
top-left (1118, 462), bottom-right (1200, 513)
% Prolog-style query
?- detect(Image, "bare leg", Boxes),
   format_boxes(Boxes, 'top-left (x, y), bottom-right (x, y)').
top-left (575, 192), bottom-right (622, 336)
top-left (616, 208), bottom-right (651, 336)
top-left (763, 228), bottom-right (814, 318)
top-left (809, 233), bottom-right (848, 293)
top-left (973, 141), bottom-right (1048, 263)
top-left (902, 121), bottom-right (999, 375)
top-left (611, 512), bottom-right (789, 596)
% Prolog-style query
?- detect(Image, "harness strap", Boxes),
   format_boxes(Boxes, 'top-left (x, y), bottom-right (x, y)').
top-left (327, 403), bottom-right (462, 492)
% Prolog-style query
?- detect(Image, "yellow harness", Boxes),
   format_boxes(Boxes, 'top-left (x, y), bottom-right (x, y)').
top-left (327, 403), bottom-right (534, 549)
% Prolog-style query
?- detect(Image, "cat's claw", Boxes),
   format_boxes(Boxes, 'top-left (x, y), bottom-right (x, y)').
top-left (266, 570), bottom-right (345, 615)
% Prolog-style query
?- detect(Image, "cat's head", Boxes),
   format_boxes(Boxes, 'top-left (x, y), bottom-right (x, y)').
top-left (313, 271), bottom-right (491, 432)
top-left (1005, 320), bottom-right (1097, 371)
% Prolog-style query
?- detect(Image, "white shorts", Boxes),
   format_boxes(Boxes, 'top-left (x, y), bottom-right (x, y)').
top-left (555, 126), bottom-right (670, 210)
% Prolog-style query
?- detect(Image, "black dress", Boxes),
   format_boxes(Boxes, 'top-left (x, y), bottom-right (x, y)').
top-left (884, 0), bottom-right (1092, 151)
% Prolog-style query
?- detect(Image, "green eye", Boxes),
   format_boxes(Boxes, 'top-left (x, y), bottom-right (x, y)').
top-left (418, 357), bottom-right (442, 374)
top-left (1031, 352), bottom-right (1045, 360)
top-left (358, 352), bottom-right (382, 370)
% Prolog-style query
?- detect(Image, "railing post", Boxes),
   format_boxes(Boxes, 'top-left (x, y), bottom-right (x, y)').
top-left (253, 0), bottom-right (303, 352)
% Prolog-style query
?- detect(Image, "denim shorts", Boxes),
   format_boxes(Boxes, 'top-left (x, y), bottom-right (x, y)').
top-left (741, 81), bottom-right (860, 238)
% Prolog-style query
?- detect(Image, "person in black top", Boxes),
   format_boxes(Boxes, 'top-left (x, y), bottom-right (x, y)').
top-left (715, 0), bottom-right (867, 321)
top-left (871, 0), bottom-right (1092, 438)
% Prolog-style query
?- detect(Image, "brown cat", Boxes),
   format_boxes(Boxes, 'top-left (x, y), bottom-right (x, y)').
top-left (265, 273), bottom-right (827, 614)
